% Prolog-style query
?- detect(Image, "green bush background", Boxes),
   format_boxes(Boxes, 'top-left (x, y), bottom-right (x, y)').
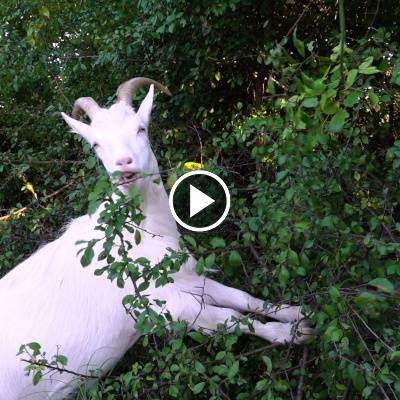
top-left (1, 0), bottom-right (399, 398)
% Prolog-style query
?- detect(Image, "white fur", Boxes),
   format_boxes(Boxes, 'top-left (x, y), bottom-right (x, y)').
top-left (0, 84), bottom-right (311, 399)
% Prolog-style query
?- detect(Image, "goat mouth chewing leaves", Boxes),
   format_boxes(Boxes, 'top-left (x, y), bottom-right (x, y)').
top-left (118, 172), bottom-right (139, 188)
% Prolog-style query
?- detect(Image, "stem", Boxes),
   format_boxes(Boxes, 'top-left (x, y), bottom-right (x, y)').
top-left (296, 347), bottom-right (309, 400)
top-left (339, 0), bottom-right (346, 91)
top-left (21, 359), bottom-right (100, 379)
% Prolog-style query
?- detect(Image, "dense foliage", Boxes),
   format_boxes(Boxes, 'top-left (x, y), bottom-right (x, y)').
top-left (1, 0), bottom-right (400, 399)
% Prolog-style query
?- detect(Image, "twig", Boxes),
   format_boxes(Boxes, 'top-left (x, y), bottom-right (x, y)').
top-left (219, 387), bottom-right (232, 400)
top-left (350, 306), bottom-right (395, 352)
top-left (21, 359), bottom-right (100, 379)
top-left (249, 244), bottom-right (263, 264)
top-left (342, 379), bottom-right (352, 400)
top-left (348, 314), bottom-right (397, 400)
top-left (295, 347), bottom-right (308, 400)
top-left (285, 2), bottom-right (312, 38)
top-left (7, 159), bottom-right (84, 165)
top-left (369, 0), bottom-right (380, 30)
top-left (338, 0), bottom-right (346, 91)
top-left (0, 206), bottom-right (28, 222)
top-left (125, 221), bottom-right (163, 238)
top-left (249, 243), bottom-right (281, 298)
top-left (237, 342), bottom-right (281, 359)
top-left (188, 124), bottom-right (204, 166)
top-left (0, 181), bottom-right (75, 221)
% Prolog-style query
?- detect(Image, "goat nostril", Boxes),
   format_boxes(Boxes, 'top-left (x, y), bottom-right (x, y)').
top-left (116, 157), bottom-right (133, 166)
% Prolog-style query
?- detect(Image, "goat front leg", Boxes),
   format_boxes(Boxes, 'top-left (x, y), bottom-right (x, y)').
top-left (189, 277), bottom-right (304, 323)
top-left (184, 302), bottom-right (311, 345)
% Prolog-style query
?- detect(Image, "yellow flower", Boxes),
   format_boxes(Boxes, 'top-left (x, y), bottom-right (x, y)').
top-left (177, 161), bottom-right (204, 172)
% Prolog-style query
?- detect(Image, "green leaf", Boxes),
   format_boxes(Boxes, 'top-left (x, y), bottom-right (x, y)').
top-left (39, 5), bottom-right (50, 18)
top-left (288, 249), bottom-right (299, 267)
top-left (168, 385), bottom-right (179, 397)
top-left (184, 234), bottom-right (197, 248)
top-left (296, 266), bottom-right (306, 276)
top-left (348, 365), bottom-right (366, 392)
top-left (390, 63), bottom-right (400, 85)
top-left (166, 172), bottom-right (178, 189)
top-left (279, 266), bottom-right (290, 287)
top-left (262, 355), bottom-right (273, 373)
top-left (81, 246), bottom-right (95, 267)
top-left (188, 331), bottom-right (208, 344)
top-left (138, 281), bottom-right (150, 292)
top-left (329, 286), bottom-right (341, 300)
top-left (325, 324), bottom-right (343, 342)
top-left (294, 221), bottom-right (310, 233)
top-left (194, 361), bottom-right (206, 374)
top-left (305, 78), bottom-right (326, 96)
top-left (368, 278), bottom-right (394, 294)
top-left (227, 361), bottom-right (239, 379)
top-left (128, 185), bottom-right (140, 198)
top-left (285, 187), bottom-right (295, 201)
top-left (322, 99), bottom-right (339, 115)
top-left (256, 379), bottom-right (269, 391)
top-left (196, 257), bottom-right (205, 274)
top-left (210, 237), bottom-right (225, 248)
top-left (205, 253), bottom-right (216, 268)
top-left (55, 355), bottom-right (68, 366)
top-left (345, 69), bottom-right (358, 89)
top-left (359, 66), bottom-right (380, 75)
top-left (28, 342), bottom-right (41, 354)
top-left (389, 351), bottom-right (400, 361)
top-left (293, 28), bottom-right (305, 57)
top-left (362, 387), bottom-right (373, 397)
top-left (328, 109), bottom-right (349, 132)
top-left (359, 56), bottom-right (373, 69)
top-left (85, 156), bottom-right (96, 169)
top-left (122, 294), bottom-right (135, 305)
top-left (267, 77), bottom-right (275, 95)
top-left (135, 230), bottom-right (141, 245)
top-left (303, 97), bottom-right (319, 108)
top-left (116, 276), bottom-right (125, 288)
top-left (293, 110), bottom-right (306, 129)
top-left (33, 371), bottom-right (43, 386)
top-left (192, 382), bottom-right (205, 394)
top-left (228, 250), bottom-right (241, 268)
top-left (368, 89), bottom-right (379, 110)
top-left (343, 92), bottom-right (360, 107)
top-left (354, 292), bottom-right (382, 317)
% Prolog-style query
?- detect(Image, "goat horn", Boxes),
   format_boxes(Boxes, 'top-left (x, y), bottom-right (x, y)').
top-left (72, 97), bottom-right (101, 120)
top-left (116, 77), bottom-right (172, 105)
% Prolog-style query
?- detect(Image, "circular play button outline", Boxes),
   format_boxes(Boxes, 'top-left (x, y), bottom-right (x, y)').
top-left (168, 170), bottom-right (231, 232)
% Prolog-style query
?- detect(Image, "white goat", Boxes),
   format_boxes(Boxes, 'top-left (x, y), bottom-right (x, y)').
top-left (0, 78), bottom-right (311, 399)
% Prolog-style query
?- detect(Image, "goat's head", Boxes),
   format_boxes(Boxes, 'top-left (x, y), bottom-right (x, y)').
top-left (61, 77), bottom-right (171, 194)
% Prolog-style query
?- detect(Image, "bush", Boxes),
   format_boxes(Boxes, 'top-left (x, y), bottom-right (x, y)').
top-left (1, 1), bottom-right (399, 399)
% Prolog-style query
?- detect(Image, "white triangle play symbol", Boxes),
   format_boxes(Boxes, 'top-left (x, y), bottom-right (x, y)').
top-left (190, 185), bottom-right (215, 218)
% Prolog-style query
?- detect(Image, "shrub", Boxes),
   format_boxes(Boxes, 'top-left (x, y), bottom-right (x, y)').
top-left (1, 1), bottom-right (399, 398)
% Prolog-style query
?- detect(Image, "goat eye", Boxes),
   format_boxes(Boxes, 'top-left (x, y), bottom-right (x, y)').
top-left (93, 143), bottom-right (100, 150)
top-left (138, 127), bottom-right (146, 135)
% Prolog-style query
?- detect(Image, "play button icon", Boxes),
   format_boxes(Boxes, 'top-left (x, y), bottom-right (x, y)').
top-left (169, 170), bottom-right (230, 232)
top-left (190, 185), bottom-right (215, 218)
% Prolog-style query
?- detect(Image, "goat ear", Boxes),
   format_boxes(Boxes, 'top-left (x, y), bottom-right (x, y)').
top-left (61, 112), bottom-right (93, 142)
top-left (137, 84), bottom-right (154, 126)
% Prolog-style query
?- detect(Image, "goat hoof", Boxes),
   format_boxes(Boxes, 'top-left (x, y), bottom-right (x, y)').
top-left (292, 320), bottom-right (314, 344)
